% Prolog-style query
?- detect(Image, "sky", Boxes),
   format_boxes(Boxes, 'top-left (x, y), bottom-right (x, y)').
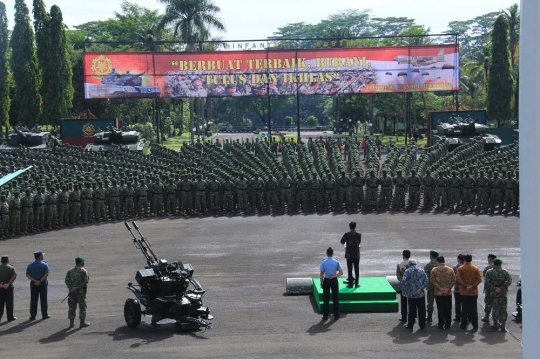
top-left (2, 0), bottom-right (518, 40)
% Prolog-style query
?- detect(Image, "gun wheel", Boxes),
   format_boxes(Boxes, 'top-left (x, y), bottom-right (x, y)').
top-left (124, 298), bottom-right (141, 328)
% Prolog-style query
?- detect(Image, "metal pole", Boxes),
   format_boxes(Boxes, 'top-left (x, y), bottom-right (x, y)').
top-left (296, 50), bottom-right (301, 139)
top-left (520, 1), bottom-right (540, 357)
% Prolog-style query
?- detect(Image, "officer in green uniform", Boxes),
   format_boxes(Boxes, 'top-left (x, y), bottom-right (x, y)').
top-left (424, 250), bottom-right (439, 323)
top-left (81, 182), bottom-right (93, 224)
top-left (484, 258), bottom-right (512, 331)
top-left (180, 175), bottom-right (193, 215)
top-left (378, 170), bottom-right (392, 211)
top-left (65, 256), bottom-right (90, 329)
top-left (461, 171), bottom-right (476, 212)
top-left (34, 186), bottom-right (46, 231)
top-left (365, 171), bottom-right (380, 211)
top-left (45, 186), bottom-right (57, 230)
top-left (194, 175), bottom-right (208, 214)
top-left (152, 177), bottom-right (164, 216)
top-left (57, 184), bottom-right (69, 228)
top-left (222, 177), bottom-right (235, 213)
top-left (406, 170), bottom-right (421, 210)
top-left (136, 179), bottom-right (149, 217)
top-left (295, 174), bottom-right (308, 212)
top-left (490, 171), bottom-right (505, 213)
top-left (109, 179), bottom-right (121, 220)
top-left (0, 195), bottom-right (9, 239)
top-left (323, 173), bottom-right (336, 211)
top-left (69, 183), bottom-right (81, 225)
top-left (393, 170), bottom-right (407, 210)
top-left (447, 171), bottom-right (461, 211)
top-left (503, 171), bottom-right (518, 212)
top-left (422, 170), bottom-right (435, 210)
top-left (279, 174), bottom-right (292, 212)
top-left (435, 172), bottom-right (448, 210)
top-left (9, 190), bottom-right (21, 235)
top-left (309, 172), bottom-right (323, 212)
top-left (164, 177), bottom-right (177, 215)
top-left (236, 174), bottom-right (248, 213)
top-left (20, 189), bottom-right (33, 234)
top-left (481, 254), bottom-right (497, 324)
top-left (208, 175), bottom-right (222, 214)
top-left (265, 176), bottom-right (278, 213)
top-left (124, 181), bottom-right (136, 218)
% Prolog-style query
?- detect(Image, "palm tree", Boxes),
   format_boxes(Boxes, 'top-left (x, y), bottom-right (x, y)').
top-left (158, 0), bottom-right (226, 49)
top-left (463, 44), bottom-right (491, 92)
top-left (502, 3), bottom-right (519, 68)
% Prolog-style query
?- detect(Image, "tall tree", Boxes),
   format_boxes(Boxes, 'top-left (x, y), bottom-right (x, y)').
top-left (0, 2), bottom-right (10, 134)
top-left (10, 0), bottom-right (41, 128)
top-left (42, 5), bottom-right (73, 124)
top-left (158, 0), bottom-right (226, 46)
top-left (487, 15), bottom-right (513, 127)
top-left (502, 3), bottom-right (520, 68)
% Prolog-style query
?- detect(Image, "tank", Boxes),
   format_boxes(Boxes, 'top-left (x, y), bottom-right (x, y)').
top-left (87, 69), bottom-right (161, 98)
top-left (84, 126), bottom-right (145, 153)
top-left (0, 128), bottom-right (54, 151)
top-left (432, 116), bottom-right (502, 150)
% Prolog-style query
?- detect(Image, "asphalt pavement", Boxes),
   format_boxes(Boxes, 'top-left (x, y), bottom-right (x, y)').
top-left (0, 211), bottom-right (521, 359)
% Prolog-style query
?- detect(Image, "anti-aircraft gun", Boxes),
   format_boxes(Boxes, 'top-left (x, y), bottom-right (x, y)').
top-left (124, 221), bottom-right (212, 331)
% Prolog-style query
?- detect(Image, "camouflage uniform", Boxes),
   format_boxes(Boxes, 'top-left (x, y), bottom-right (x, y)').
top-left (8, 191), bottom-right (21, 235)
top-left (461, 173), bottom-right (476, 211)
top-left (365, 172), bottom-right (379, 210)
top-left (309, 174), bottom-right (323, 211)
top-left (295, 175), bottom-right (308, 212)
top-left (164, 180), bottom-right (177, 215)
top-left (81, 183), bottom-right (94, 224)
top-left (482, 260), bottom-right (495, 322)
top-left (109, 181), bottom-right (122, 219)
top-left (45, 188), bottom-right (58, 230)
top-left (236, 176), bottom-right (249, 212)
top-left (152, 179), bottom-right (164, 216)
top-left (123, 182), bottom-right (136, 218)
top-left (222, 179), bottom-right (235, 213)
top-left (323, 174), bottom-right (336, 211)
top-left (503, 172), bottom-right (518, 211)
top-left (180, 177), bottom-right (193, 214)
top-left (65, 260), bottom-right (90, 327)
top-left (484, 261), bottom-right (512, 330)
top-left (208, 177), bottom-right (221, 213)
top-left (424, 257), bottom-right (438, 322)
top-left (69, 184), bottom-right (81, 225)
top-left (20, 190), bottom-right (34, 234)
top-left (475, 173), bottom-right (490, 211)
top-left (435, 174), bottom-right (448, 209)
top-left (378, 172), bottom-right (392, 210)
top-left (34, 187), bottom-right (46, 230)
top-left (136, 182), bottom-right (149, 217)
top-left (447, 173), bottom-right (461, 211)
top-left (57, 187), bottom-right (70, 227)
top-left (279, 175), bottom-right (292, 211)
top-left (393, 172), bottom-right (407, 210)
top-left (406, 172), bottom-right (421, 209)
top-left (422, 172), bottom-right (435, 210)
top-left (194, 177), bottom-right (208, 213)
top-left (0, 196), bottom-right (9, 239)
top-left (489, 173), bottom-right (504, 213)
top-left (265, 177), bottom-right (278, 212)
top-left (337, 173), bottom-right (350, 210)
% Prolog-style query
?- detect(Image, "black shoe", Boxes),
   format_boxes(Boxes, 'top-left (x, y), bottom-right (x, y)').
top-left (322, 316), bottom-right (328, 321)
top-left (355, 284), bottom-right (360, 288)
top-left (334, 315), bottom-right (340, 320)
top-left (419, 326), bottom-right (425, 329)
top-left (42, 315), bottom-right (51, 320)
top-left (8, 317), bottom-right (17, 322)
top-left (29, 317), bottom-right (36, 321)
top-left (405, 325), bottom-right (413, 330)
top-left (426, 317), bottom-right (432, 323)
top-left (454, 317), bottom-right (460, 322)
top-left (346, 284), bottom-right (353, 288)
top-left (399, 317), bottom-right (407, 322)
top-left (437, 324), bottom-right (444, 330)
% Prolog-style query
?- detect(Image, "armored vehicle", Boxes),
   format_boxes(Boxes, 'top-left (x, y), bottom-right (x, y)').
top-left (0, 128), bottom-right (55, 151)
top-left (87, 69), bottom-right (161, 98)
top-left (84, 126), bottom-right (145, 152)
top-left (432, 116), bottom-right (502, 151)
top-left (123, 222), bottom-right (213, 331)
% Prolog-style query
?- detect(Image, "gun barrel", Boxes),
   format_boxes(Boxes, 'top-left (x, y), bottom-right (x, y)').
top-left (125, 221), bottom-right (155, 268)
top-left (131, 221), bottom-right (159, 262)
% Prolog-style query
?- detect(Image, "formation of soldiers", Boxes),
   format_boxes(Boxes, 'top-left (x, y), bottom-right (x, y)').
top-left (0, 134), bottom-right (519, 239)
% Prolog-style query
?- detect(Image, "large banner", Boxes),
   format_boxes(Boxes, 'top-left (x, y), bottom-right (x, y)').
top-left (83, 44), bottom-right (459, 99)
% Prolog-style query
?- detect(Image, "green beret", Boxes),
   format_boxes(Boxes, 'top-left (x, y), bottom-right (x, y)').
top-left (488, 254), bottom-right (497, 259)
top-left (493, 258), bottom-right (503, 265)
top-left (76, 256), bottom-right (86, 263)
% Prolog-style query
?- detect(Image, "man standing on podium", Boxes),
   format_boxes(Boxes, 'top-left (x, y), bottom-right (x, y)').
top-left (340, 221), bottom-right (362, 288)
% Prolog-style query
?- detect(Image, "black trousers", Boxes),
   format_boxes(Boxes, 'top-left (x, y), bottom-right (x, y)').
top-left (407, 297), bottom-right (426, 328)
top-left (400, 292), bottom-right (408, 318)
top-left (454, 292), bottom-right (462, 319)
top-left (435, 295), bottom-right (452, 327)
top-left (0, 286), bottom-right (15, 321)
top-left (346, 258), bottom-right (359, 284)
top-left (30, 282), bottom-right (48, 319)
top-left (322, 278), bottom-right (339, 317)
top-left (460, 295), bottom-right (478, 329)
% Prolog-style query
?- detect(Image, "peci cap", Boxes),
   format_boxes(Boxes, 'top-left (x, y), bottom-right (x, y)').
top-left (1, 256), bottom-right (8, 263)
top-left (34, 250), bottom-right (43, 256)
top-left (75, 256), bottom-right (86, 263)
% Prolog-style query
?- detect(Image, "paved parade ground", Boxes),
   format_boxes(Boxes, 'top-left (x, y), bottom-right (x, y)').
top-left (0, 212), bottom-right (521, 359)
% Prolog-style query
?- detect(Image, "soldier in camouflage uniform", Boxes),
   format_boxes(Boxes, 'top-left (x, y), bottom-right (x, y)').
top-left (81, 182), bottom-right (93, 224)
top-left (337, 171), bottom-right (350, 211)
top-left (136, 180), bottom-right (149, 217)
top-left (490, 172), bottom-right (504, 213)
top-left (461, 171), bottom-right (476, 212)
top-left (69, 183), bottom-right (81, 225)
top-left (481, 254), bottom-right (497, 324)
top-left (279, 173), bottom-right (292, 212)
top-left (484, 258), bottom-right (512, 331)
top-left (123, 181), bottom-right (136, 218)
top-left (34, 186), bottom-right (46, 231)
top-left (236, 174), bottom-right (249, 213)
top-left (92, 182), bottom-right (100, 221)
top-left (422, 170), bottom-right (435, 210)
top-left (393, 170), bottom-right (407, 210)
top-left (109, 179), bottom-right (122, 220)
top-left (447, 172), bottom-right (461, 211)
top-left (164, 177), bottom-right (177, 215)
top-left (65, 256), bottom-right (90, 328)
top-left (265, 176), bottom-right (278, 213)
top-left (365, 171), bottom-right (380, 211)
top-left (294, 174), bottom-right (308, 212)
top-left (323, 173), bottom-right (336, 211)
top-left (45, 186), bottom-right (58, 230)
top-left (194, 175), bottom-right (208, 214)
top-left (179, 175), bottom-right (193, 215)
top-left (57, 184), bottom-right (70, 228)
top-left (424, 250), bottom-right (439, 323)
top-left (208, 175), bottom-right (222, 214)
top-left (503, 171), bottom-right (518, 212)
top-left (309, 172), bottom-right (323, 212)
top-left (378, 170), bottom-right (392, 211)
top-left (8, 190), bottom-right (21, 235)
top-left (222, 177), bottom-right (235, 214)
top-left (20, 189), bottom-right (34, 234)
top-left (406, 170), bottom-right (421, 210)
top-left (435, 172), bottom-right (448, 210)
top-left (152, 177), bottom-right (165, 216)
top-left (0, 194), bottom-right (9, 239)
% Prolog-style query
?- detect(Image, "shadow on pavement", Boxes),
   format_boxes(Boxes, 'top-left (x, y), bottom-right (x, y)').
top-left (39, 327), bottom-right (78, 343)
top-left (306, 317), bottom-right (339, 336)
top-left (0, 319), bottom-right (41, 334)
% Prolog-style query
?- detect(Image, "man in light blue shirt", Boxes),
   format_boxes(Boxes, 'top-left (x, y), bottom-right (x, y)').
top-left (319, 247), bottom-right (343, 320)
top-left (26, 250), bottom-right (51, 320)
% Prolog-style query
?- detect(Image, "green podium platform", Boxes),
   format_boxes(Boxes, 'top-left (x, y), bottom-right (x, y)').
top-left (313, 277), bottom-right (398, 313)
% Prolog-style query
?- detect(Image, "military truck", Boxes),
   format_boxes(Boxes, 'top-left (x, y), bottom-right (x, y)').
top-left (84, 126), bottom-right (145, 153)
